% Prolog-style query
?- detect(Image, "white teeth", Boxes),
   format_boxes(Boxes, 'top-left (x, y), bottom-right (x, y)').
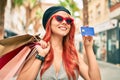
top-left (59, 27), bottom-right (67, 30)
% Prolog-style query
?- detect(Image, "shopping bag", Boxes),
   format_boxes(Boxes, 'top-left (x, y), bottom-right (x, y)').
top-left (0, 34), bottom-right (41, 57)
top-left (0, 45), bottom-right (25, 69)
top-left (0, 45), bottom-right (36, 80)
top-left (0, 34), bottom-right (41, 69)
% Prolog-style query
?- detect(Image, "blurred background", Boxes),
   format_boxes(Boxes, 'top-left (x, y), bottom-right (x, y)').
top-left (0, 0), bottom-right (120, 80)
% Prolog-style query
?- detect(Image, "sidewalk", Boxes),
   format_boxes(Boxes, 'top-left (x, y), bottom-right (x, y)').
top-left (78, 60), bottom-right (120, 80)
top-left (98, 60), bottom-right (120, 80)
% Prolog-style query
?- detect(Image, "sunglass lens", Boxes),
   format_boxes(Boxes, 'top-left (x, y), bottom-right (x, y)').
top-left (56, 16), bottom-right (63, 22)
top-left (66, 18), bottom-right (73, 24)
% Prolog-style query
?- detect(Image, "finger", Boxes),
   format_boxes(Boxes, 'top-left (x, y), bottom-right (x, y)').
top-left (40, 40), bottom-right (48, 49)
top-left (46, 42), bottom-right (50, 51)
top-left (82, 36), bottom-right (87, 40)
top-left (35, 45), bottom-right (42, 53)
top-left (84, 25), bottom-right (89, 27)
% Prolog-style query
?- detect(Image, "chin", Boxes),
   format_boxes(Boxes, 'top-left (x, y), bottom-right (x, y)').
top-left (60, 33), bottom-right (68, 37)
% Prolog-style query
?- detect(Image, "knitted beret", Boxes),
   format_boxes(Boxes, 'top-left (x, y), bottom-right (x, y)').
top-left (42, 6), bottom-right (71, 29)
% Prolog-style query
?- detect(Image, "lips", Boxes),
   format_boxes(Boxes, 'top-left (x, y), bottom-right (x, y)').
top-left (58, 26), bottom-right (67, 31)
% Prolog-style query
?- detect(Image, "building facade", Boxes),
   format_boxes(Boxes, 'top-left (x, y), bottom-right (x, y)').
top-left (88, 0), bottom-right (120, 64)
top-left (107, 0), bottom-right (120, 64)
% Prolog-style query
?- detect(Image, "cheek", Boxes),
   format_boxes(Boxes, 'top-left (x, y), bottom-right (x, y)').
top-left (51, 19), bottom-right (59, 28)
top-left (67, 25), bottom-right (71, 32)
top-left (50, 21), bottom-right (58, 32)
top-left (51, 18), bottom-right (59, 25)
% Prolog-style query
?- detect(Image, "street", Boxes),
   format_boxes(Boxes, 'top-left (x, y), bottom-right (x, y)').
top-left (79, 60), bottom-right (120, 80)
top-left (98, 61), bottom-right (120, 80)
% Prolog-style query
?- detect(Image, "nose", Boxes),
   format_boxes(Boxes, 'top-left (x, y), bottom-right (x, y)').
top-left (62, 19), bottom-right (67, 24)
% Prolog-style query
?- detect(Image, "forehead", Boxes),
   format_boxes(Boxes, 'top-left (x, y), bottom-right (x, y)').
top-left (54, 11), bottom-right (70, 17)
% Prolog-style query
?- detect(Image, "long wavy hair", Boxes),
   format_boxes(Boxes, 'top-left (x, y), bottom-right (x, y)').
top-left (40, 15), bottom-right (80, 80)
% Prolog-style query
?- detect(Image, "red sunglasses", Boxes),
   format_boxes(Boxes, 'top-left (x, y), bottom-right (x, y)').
top-left (52, 15), bottom-right (74, 25)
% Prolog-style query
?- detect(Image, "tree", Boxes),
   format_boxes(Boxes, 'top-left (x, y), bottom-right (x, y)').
top-left (0, 0), bottom-right (7, 39)
top-left (83, 0), bottom-right (89, 25)
top-left (12, 0), bottom-right (42, 33)
top-left (58, 0), bottom-right (80, 18)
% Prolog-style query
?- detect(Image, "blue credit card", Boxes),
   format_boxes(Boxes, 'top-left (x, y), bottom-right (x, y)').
top-left (80, 26), bottom-right (95, 36)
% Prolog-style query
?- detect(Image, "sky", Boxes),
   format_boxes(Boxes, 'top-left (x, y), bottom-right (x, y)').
top-left (41, 0), bottom-right (83, 9)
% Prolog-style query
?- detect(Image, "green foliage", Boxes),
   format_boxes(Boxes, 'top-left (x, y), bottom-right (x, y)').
top-left (36, 9), bottom-right (43, 19)
top-left (29, 0), bottom-right (37, 8)
top-left (13, 0), bottom-right (37, 8)
top-left (58, 0), bottom-right (80, 18)
top-left (13, 0), bottom-right (24, 7)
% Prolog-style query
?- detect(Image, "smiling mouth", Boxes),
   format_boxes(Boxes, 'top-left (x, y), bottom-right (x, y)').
top-left (58, 26), bottom-right (67, 31)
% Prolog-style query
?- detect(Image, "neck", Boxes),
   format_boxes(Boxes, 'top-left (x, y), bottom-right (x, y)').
top-left (50, 34), bottom-right (63, 56)
top-left (51, 35), bottom-right (63, 48)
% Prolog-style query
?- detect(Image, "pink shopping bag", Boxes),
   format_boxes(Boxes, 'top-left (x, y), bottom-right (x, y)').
top-left (0, 45), bottom-right (25, 69)
top-left (0, 46), bottom-right (32, 80)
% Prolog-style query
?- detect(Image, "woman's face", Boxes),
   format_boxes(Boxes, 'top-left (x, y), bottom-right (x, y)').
top-left (50, 11), bottom-right (73, 37)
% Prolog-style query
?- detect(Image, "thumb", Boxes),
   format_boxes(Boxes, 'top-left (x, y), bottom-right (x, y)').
top-left (45, 42), bottom-right (50, 51)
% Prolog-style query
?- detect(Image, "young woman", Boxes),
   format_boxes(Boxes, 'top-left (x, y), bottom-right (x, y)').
top-left (17, 6), bottom-right (101, 80)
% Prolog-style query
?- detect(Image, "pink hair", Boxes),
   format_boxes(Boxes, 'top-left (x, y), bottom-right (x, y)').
top-left (40, 16), bottom-right (80, 80)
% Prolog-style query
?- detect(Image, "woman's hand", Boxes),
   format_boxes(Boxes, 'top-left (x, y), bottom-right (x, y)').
top-left (35, 40), bottom-right (50, 57)
top-left (81, 36), bottom-right (101, 80)
top-left (83, 36), bottom-right (93, 48)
